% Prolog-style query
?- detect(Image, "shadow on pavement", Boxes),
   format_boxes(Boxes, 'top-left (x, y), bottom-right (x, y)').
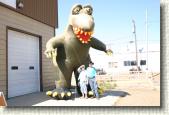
top-left (7, 91), bottom-right (77, 106)
top-left (7, 92), bottom-right (53, 106)
top-left (100, 90), bottom-right (130, 98)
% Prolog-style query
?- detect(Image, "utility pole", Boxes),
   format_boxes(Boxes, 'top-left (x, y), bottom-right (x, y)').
top-left (146, 9), bottom-right (148, 71)
top-left (132, 19), bottom-right (139, 70)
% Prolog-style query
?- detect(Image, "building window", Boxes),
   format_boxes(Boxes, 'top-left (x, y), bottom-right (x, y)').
top-left (131, 61), bottom-right (137, 66)
top-left (0, 0), bottom-right (16, 8)
top-left (108, 62), bottom-right (111, 68)
top-left (140, 60), bottom-right (146, 65)
top-left (109, 62), bottom-right (118, 68)
top-left (124, 61), bottom-right (131, 66)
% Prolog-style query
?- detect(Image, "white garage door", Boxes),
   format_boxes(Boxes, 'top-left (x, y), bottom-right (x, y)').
top-left (8, 30), bottom-right (40, 98)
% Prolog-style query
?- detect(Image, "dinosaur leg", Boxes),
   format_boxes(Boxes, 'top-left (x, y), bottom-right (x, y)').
top-left (74, 68), bottom-right (81, 96)
top-left (47, 60), bottom-right (74, 100)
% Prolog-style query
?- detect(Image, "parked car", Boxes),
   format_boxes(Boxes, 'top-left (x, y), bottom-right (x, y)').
top-left (96, 68), bottom-right (107, 75)
top-left (129, 67), bottom-right (142, 74)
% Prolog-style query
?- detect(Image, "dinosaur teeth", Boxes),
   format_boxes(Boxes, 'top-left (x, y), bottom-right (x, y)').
top-left (73, 27), bottom-right (81, 35)
top-left (88, 31), bottom-right (94, 36)
top-left (82, 41), bottom-right (85, 43)
top-left (75, 27), bottom-right (78, 31)
top-left (73, 27), bottom-right (77, 31)
top-left (84, 41), bottom-right (88, 44)
top-left (80, 38), bottom-right (82, 41)
top-left (88, 32), bottom-right (91, 36)
top-left (77, 28), bottom-right (80, 32)
top-left (74, 31), bottom-right (79, 34)
top-left (88, 39), bottom-right (91, 41)
top-left (80, 30), bottom-right (84, 34)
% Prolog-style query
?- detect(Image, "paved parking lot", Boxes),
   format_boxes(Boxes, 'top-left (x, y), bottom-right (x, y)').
top-left (7, 74), bottom-right (160, 106)
top-left (7, 90), bottom-right (125, 106)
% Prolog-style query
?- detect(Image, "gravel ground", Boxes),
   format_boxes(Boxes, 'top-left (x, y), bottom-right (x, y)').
top-left (114, 88), bottom-right (160, 106)
top-left (114, 74), bottom-right (160, 106)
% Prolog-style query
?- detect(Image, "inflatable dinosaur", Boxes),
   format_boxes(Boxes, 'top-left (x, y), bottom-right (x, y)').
top-left (45, 4), bottom-right (112, 99)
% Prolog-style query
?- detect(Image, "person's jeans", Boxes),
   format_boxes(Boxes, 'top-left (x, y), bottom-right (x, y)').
top-left (80, 82), bottom-right (87, 94)
top-left (88, 78), bottom-right (99, 98)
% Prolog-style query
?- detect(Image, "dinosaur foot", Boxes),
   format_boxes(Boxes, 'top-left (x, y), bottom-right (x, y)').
top-left (46, 88), bottom-right (74, 100)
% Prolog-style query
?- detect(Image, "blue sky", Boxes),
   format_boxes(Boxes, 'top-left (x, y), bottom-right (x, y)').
top-left (56, 0), bottom-right (160, 44)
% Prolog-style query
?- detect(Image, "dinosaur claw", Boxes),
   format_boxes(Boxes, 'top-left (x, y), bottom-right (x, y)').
top-left (46, 91), bottom-right (52, 96)
top-left (106, 49), bottom-right (113, 56)
top-left (66, 92), bottom-right (72, 97)
top-left (52, 92), bottom-right (58, 98)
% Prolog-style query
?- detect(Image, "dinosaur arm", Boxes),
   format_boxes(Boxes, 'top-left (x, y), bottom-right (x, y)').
top-left (46, 35), bottom-right (64, 50)
top-left (45, 35), bottom-right (64, 58)
top-left (90, 37), bottom-right (107, 52)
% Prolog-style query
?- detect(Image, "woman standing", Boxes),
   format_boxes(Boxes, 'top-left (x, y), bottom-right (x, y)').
top-left (78, 65), bottom-right (88, 99)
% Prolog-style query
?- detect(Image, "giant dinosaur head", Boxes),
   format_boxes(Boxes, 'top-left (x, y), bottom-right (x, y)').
top-left (69, 4), bottom-right (94, 44)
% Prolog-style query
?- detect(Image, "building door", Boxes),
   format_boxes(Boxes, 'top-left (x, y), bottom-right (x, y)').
top-left (8, 30), bottom-right (40, 98)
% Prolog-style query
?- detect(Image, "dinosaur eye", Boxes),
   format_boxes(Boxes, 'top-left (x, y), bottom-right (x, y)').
top-left (74, 7), bottom-right (81, 14)
top-left (86, 7), bottom-right (92, 15)
top-left (84, 5), bottom-right (93, 15)
top-left (72, 5), bottom-right (82, 15)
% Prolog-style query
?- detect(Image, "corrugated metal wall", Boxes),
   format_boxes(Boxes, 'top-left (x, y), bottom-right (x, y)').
top-left (17, 0), bottom-right (58, 28)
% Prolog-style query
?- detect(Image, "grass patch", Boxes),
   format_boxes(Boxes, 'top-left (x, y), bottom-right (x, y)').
top-left (97, 81), bottom-right (117, 94)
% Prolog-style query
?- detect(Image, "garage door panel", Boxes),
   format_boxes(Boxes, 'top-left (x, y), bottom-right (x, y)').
top-left (8, 71), bottom-right (39, 86)
top-left (8, 74), bottom-right (38, 81)
top-left (9, 80), bottom-right (39, 89)
top-left (8, 30), bottom-right (40, 98)
top-left (9, 74), bottom-right (38, 81)
top-left (9, 87), bottom-right (38, 97)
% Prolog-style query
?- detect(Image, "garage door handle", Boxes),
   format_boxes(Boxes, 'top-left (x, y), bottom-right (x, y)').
top-left (11, 66), bottom-right (18, 70)
top-left (29, 66), bottom-right (34, 70)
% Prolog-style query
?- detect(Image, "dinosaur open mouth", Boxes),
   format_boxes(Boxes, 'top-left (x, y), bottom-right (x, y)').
top-left (73, 27), bottom-right (93, 44)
